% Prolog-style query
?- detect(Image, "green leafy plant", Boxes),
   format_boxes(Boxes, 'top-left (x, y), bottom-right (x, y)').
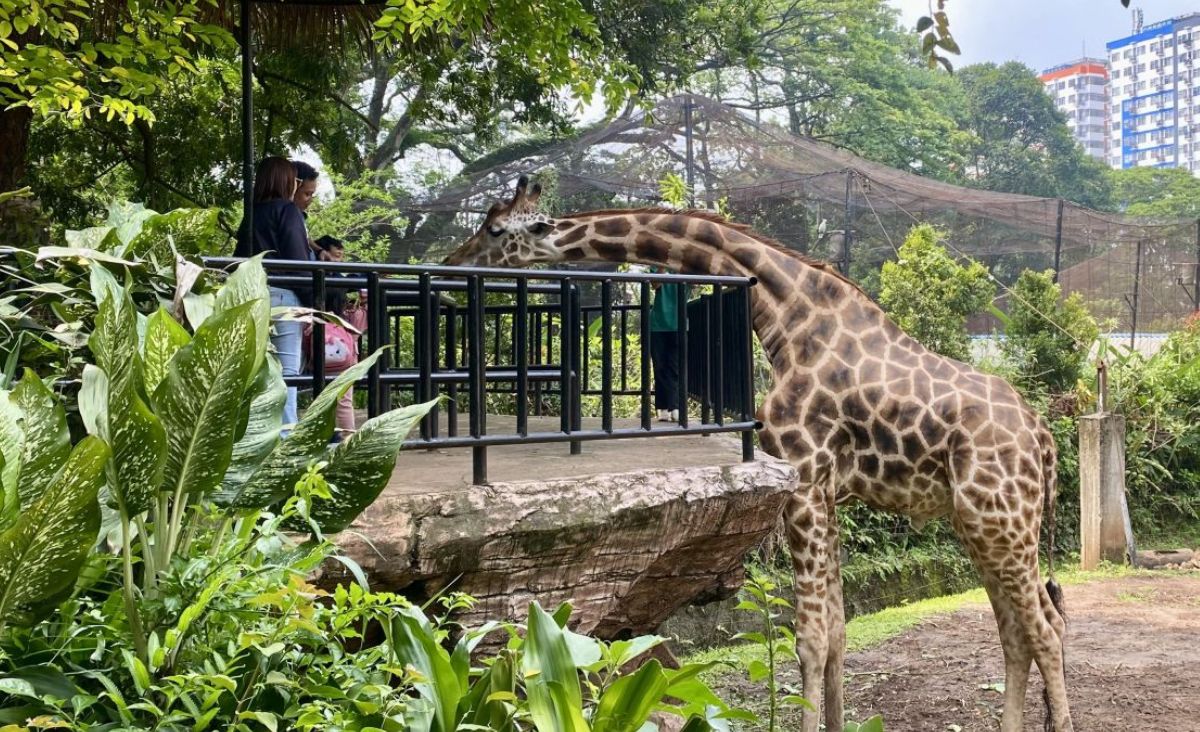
top-left (879, 223), bottom-right (994, 362)
top-left (727, 572), bottom-right (886, 731)
top-left (1000, 269), bottom-right (1098, 396)
top-left (1, 237), bottom-right (436, 663)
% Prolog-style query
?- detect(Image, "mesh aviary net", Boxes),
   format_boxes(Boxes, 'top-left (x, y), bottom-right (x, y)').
top-left (411, 95), bottom-right (1199, 333)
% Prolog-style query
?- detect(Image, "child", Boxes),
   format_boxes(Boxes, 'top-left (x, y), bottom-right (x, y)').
top-left (312, 236), bottom-right (362, 439)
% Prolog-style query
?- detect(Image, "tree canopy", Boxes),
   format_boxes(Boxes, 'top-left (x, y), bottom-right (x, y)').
top-left (1108, 167), bottom-right (1200, 221)
top-left (956, 62), bottom-right (1113, 210)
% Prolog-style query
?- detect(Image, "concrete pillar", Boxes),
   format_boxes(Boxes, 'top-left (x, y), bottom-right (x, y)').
top-left (1079, 413), bottom-right (1133, 570)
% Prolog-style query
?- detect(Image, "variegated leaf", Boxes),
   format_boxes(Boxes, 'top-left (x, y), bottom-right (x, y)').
top-left (213, 358), bottom-right (286, 506)
top-left (88, 263), bottom-right (122, 308)
top-left (213, 255), bottom-right (271, 386)
top-left (0, 391), bottom-right (22, 531)
top-left (226, 351), bottom-right (383, 510)
top-left (143, 307), bottom-right (191, 397)
top-left (305, 398), bottom-right (438, 533)
top-left (0, 436), bottom-right (109, 620)
top-left (10, 370), bottom-right (71, 512)
top-left (155, 302), bottom-right (257, 499)
top-left (91, 293), bottom-right (167, 515)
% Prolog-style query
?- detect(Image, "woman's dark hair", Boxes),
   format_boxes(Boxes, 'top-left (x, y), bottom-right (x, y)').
top-left (293, 160), bottom-right (319, 182)
top-left (316, 234), bottom-right (343, 252)
top-left (253, 156), bottom-right (296, 203)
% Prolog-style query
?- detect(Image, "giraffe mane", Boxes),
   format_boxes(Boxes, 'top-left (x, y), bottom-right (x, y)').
top-left (562, 207), bottom-right (867, 296)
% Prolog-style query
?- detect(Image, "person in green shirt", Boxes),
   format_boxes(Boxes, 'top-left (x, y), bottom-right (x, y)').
top-left (649, 268), bottom-right (682, 422)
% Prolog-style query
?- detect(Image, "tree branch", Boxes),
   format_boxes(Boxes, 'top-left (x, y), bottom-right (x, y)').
top-left (253, 66), bottom-right (376, 133)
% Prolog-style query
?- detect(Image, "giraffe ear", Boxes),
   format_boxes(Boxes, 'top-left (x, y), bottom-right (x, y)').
top-left (528, 181), bottom-right (543, 206)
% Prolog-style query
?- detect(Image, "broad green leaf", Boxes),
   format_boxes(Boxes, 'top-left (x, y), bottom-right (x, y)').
top-left (106, 201), bottom-right (157, 249)
top-left (213, 358), bottom-right (285, 506)
top-left (523, 602), bottom-right (587, 732)
top-left (663, 663), bottom-right (727, 716)
top-left (182, 292), bottom-right (215, 331)
top-left (143, 307), bottom-right (191, 396)
top-left (91, 292), bottom-right (166, 515)
top-left (461, 652), bottom-right (515, 731)
top-left (10, 370), bottom-right (71, 512)
top-left (239, 711), bottom-right (278, 732)
top-left (389, 605), bottom-right (461, 732)
top-left (88, 262), bottom-right (122, 307)
top-left (127, 208), bottom-right (225, 259)
top-left (65, 226), bottom-right (118, 253)
top-left (747, 660), bottom-right (769, 682)
top-left (155, 302), bottom-right (257, 500)
top-left (35, 246), bottom-right (140, 268)
top-left (214, 255), bottom-right (271, 385)
top-left (0, 437), bottom-right (109, 621)
top-left (592, 660), bottom-right (668, 732)
top-left (607, 636), bottom-right (665, 671)
top-left (78, 366), bottom-right (109, 440)
top-left (851, 716), bottom-right (884, 732)
top-left (0, 665), bottom-right (77, 701)
top-left (0, 391), bottom-right (23, 531)
top-left (562, 627), bottom-right (603, 670)
top-left (304, 398), bottom-right (437, 533)
top-left (228, 351), bottom-right (384, 510)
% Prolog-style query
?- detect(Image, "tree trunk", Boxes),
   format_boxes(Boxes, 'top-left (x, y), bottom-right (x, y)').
top-left (134, 119), bottom-right (160, 210)
top-left (0, 106), bottom-right (32, 192)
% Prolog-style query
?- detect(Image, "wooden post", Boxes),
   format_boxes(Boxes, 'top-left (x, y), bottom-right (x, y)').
top-left (1079, 413), bottom-right (1134, 569)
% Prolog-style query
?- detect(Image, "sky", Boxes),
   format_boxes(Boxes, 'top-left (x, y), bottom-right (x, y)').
top-left (888, 0), bottom-right (1199, 72)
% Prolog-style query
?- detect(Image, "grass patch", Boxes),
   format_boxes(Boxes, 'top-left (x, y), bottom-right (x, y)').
top-left (1136, 520), bottom-right (1200, 552)
top-left (844, 587), bottom-right (986, 652)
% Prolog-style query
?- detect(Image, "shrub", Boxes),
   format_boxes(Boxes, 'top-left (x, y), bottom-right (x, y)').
top-left (878, 224), bottom-right (994, 361)
top-left (1000, 269), bottom-right (1098, 396)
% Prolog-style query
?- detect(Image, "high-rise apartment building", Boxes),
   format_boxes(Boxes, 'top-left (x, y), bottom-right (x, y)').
top-left (1107, 13), bottom-right (1200, 171)
top-left (1039, 59), bottom-right (1110, 161)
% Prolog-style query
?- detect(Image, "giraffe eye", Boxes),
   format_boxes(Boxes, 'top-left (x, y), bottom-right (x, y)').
top-left (529, 221), bottom-right (552, 236)
top-left (488, 225), bottom-right (503, 237)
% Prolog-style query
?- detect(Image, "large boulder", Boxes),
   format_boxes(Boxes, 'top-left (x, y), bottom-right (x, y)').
top-left (317, 451), bottom-right (796, 636)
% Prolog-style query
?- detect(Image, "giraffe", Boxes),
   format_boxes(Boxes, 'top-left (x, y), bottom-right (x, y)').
top-left (445, 177), bottom-right (1071, 732)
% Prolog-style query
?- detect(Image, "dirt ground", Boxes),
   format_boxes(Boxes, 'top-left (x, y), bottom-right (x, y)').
top-left (844, 573), bottom-right (1200, 730)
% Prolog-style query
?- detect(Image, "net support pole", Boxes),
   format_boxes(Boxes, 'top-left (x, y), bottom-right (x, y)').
top-left (1129, 240), bottom-right (1143, 351)
top-left (240, 0), bottom-right (253, 236)
top-left (1194, 218), bottom-right (1200, 312)
top-left (684, 95), bottom-right (696, 208)
top-left (1053, 198), bottom-right (1064, 283)
top-left (841, 171), bottom-right (853, 276)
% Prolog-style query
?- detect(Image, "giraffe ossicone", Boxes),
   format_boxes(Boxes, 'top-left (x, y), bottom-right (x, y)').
top-left (445, 178), bottom-right (1073, 732)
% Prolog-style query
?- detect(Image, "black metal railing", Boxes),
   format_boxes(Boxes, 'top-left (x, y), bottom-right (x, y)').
top-left (206, 258), bottom-right (760, 483)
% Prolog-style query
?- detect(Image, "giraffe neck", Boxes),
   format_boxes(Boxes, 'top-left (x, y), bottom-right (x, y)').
top-left (554, 209), bottom-right (915, 376)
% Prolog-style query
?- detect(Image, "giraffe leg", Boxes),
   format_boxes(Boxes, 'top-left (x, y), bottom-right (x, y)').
top-left (822, 500), bottom-right (846, 732)
top-left (954, 506), bottom-right (1071, 731)
top-left (962, 542), bottom-right (1032, 732)
top-left (784, 483), bottom-right (833, 732)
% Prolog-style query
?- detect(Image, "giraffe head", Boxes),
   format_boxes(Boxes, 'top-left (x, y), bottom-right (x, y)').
top-left (444, 175), bottom-right (560, 267)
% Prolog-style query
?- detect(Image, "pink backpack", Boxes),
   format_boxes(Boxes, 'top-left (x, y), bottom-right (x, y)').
top-left (305, 322), bottom-right (359, 374)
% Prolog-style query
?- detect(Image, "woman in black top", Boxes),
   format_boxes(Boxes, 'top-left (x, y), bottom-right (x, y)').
top-left (235, 156), bottom-right (312, 429)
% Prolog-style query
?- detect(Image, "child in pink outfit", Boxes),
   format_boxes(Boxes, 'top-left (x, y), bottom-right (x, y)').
top-left (312, 237), bottom-right (363, 439)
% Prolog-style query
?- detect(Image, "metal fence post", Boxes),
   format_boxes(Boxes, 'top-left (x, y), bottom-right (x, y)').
top-left (742, 283), bottom-right (757, 462)
top-left (468, 274), bottom-right (487, 484)
top-left (311, 269), bottom-right (325, 397)
top-left (841, 171), bottom-right (854, 276)
top-left (1053, 198), bottom-right (1064, 283)
top-left (366, 271), bottom-right (381, 418)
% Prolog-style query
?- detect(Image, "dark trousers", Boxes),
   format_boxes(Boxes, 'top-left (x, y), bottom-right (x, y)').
top-left (650, 330), bottom-right (681, 410)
